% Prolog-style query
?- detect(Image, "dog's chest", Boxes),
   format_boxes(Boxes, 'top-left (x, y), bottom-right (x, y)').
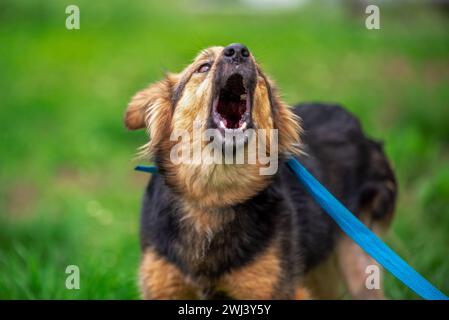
top-left (141, 176), bottom-right (288, 281)
top-left (177, 208), bottom-right (235, 266)
top-left (170, 202), bottom-right (280, 280)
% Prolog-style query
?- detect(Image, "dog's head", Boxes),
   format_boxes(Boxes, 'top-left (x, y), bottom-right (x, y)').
top-left (125, 44), bottom-right (301, 207)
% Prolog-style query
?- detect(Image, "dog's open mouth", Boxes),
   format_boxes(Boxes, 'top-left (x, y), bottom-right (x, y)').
top-left (212, 74), bottom-right (251, 133)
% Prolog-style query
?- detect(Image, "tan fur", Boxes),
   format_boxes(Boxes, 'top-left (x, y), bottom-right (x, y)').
top-left (295, 288), bottom-right (311, 300)
top-left (180, 203), bottom-right (236, 235)
top-left (252, 76), bottom-right (274, 133)
top-left (275, 97), bottom-right (302, 156)
top-left (140, 242), bottom-right (309, 300)
top-left (139, 248), bottom-right (199, 299)
top-left (336, 213), bottom-right (388, 300)
top-left (337, 234), bottom-right (385, 299)
top-left (216, 242), bottom-right (283, 299)
top-left (255, 70), bottom-right (302, 156)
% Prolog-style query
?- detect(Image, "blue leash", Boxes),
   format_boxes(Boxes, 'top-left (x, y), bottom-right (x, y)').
top-left (134, 158), bottom-right (448, 300)
top-left (286, 158), bottom-right (447, 300)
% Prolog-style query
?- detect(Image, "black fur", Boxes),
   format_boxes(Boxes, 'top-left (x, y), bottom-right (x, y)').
top-left (140, 103), bottom-right (397, 294)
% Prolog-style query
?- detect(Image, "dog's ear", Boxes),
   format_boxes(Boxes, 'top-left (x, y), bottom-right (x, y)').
top-left (258, 70), bottom-right (302, 156)
top-left (124, 88), bottom-right (149, 130)
top-left (124, 77), bottom-right (175, 130)
top-left (274, 92), bottom-right (302, 156)
top-left (125, 75), bottom-right (178, 158)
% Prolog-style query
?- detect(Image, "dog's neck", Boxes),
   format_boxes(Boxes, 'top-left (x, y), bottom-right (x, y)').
top-left (163, 161), bottom-right (272, 209)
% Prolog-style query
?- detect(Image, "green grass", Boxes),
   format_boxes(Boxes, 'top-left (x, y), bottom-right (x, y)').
top-left (0, 0), bottom-right (448, 299)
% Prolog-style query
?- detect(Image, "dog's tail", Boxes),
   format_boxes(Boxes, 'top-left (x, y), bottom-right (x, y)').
top-left (357, 138), bottom-right (397, 231)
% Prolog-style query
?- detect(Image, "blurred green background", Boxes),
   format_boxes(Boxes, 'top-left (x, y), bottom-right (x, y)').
top-left (0, 0), bottom-right (448, 299)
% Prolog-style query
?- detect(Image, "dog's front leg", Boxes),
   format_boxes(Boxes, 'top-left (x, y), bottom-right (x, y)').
top-left (139, 249), bottom-right (199, 299)
top-left (216, 244), bottom-right (306, 299)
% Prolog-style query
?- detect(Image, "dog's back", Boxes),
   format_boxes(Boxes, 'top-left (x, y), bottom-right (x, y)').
top-left (292, 103), bottom-right (396, 227)
top-left (282, 103), bottom-right (397, 298)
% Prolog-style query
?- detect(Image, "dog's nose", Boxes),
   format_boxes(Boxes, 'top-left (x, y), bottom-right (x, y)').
top-left (223, 43), bottom-right (250, 62)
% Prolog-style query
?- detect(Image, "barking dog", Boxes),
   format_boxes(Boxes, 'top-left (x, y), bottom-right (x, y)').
top-left (125, 44), bottom-right (397, 299)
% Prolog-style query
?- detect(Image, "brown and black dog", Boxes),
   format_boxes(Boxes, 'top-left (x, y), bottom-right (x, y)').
top-left (124, 44), bottom-right (397, 299)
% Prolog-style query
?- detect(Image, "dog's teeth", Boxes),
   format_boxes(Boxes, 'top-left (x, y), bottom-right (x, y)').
top-left (219, 120), bottom-right (226, 129)
top-left (240, 94), bottom-right (247, 101)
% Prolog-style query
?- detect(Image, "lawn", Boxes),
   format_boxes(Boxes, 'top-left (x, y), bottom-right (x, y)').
top-left (0, 0), bottom-right (448, 299)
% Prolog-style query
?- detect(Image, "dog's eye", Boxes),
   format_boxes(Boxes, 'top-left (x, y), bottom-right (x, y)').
top-left (197, 63), bottom-right (211, 73)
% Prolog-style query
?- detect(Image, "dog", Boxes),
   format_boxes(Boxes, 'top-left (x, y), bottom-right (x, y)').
top-left (124, 44), bottom-right (397, 299)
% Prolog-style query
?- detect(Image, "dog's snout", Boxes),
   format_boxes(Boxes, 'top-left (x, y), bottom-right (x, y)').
top-left (223, 43), bottom-right (250, 63)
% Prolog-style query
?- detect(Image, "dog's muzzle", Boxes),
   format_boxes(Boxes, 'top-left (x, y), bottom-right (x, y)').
top-left (208, 43), bottom-right (257, 137)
